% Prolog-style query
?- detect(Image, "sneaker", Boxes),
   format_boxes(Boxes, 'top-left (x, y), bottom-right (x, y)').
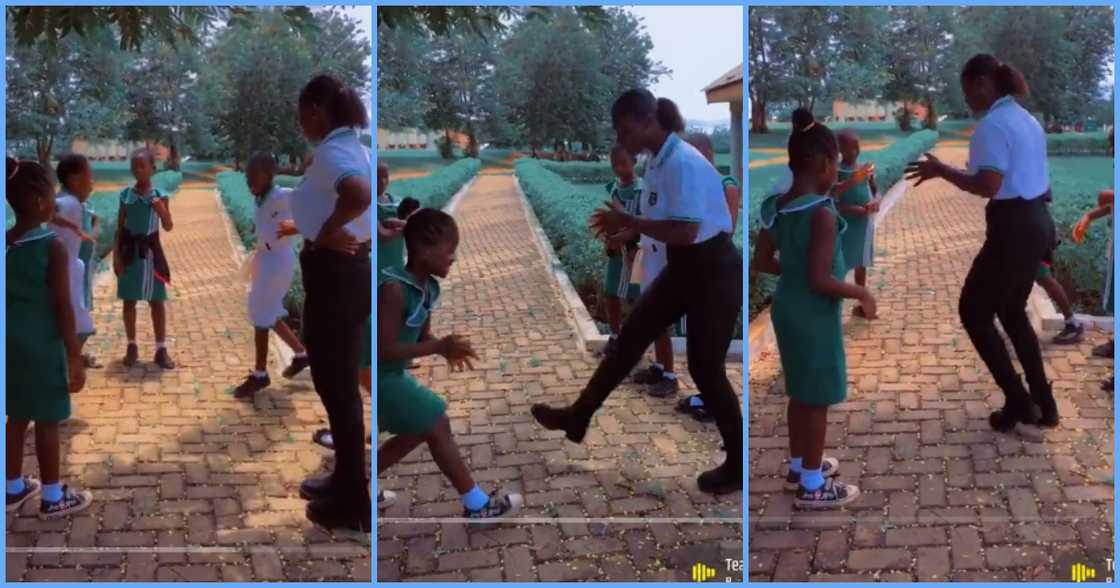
top-left (795, 478), bottom-right (861, 509)
top-left (1052, 321), bottom-right (1084, 345)
top-left (645, 374), bottom-right (680, 398)
top-left (465, 490), bottom-right (523, 519)
top-left (154, 348), bottom-right (176, 370)
top-left (282, 355), bottom-right (310, 379)
top-left (784, 458), bottom-right (840, 491)
top-left (1092, 339), bottom-right (1114, 358)
top-left (234, 373), bottom-right (270, 399)
top-left (378, 490), bottom-right (398, 511)
top-left (123, 344), bottom-right (139, 367)
top-left (39, 486), bottom-right (93, 519)
top-left (633, 365), bottom-right (664, 385)
top-left (6, 477), bottom-right (41, 512)
top-left (530, 404), bottom-right (591, 443)
top-left (1102, 376), bottom-right (1114, 393)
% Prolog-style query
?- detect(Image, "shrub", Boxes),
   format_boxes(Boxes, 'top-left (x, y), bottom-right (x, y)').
top-left (1047, 156), bottom-right (1114, 314)
top-left (389, 158), bottom-right (481, 209)
top-left (746, 129), bottom-right (939, 318)
top-left (1046, 132), bottom-right (1112, 156)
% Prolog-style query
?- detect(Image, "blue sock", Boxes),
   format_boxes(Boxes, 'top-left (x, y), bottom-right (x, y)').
top-left (6, 477), bottom-right (25, 495)
top-left (42, 482), bottom-right (63, 503)
top-left (462, 486), bottom-right (489, 511)
top-left (800, 467), bottom-right (824, 492)
top-left (790, 457), bottom-right (803, 474)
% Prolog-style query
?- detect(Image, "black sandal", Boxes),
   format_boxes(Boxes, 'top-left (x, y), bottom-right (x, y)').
top-left (675, 395), bottom-right (713, 422)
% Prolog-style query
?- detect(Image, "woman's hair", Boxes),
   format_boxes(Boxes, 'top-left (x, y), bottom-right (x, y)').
top-left (130, 147), bottom-right (157, 167)
top-left (609, 144), bottom-right (634, 165)
top-left (56, 153), bottom-right (90, 191)
top-left (6, 157), bottom-right (53, 214)
top-left (299, 74), bottom-right (370, 130)
top-left (610, 89), bottom-right (685, 133)
top-left (248, 152), bottom-right (278, 175)
top-left (787, 108), bottom-right (838, 173)
top-left (397, 197), bottom-right (421, 220)
top-left (961, 54), bottom-right (1029, 98)
top-left (404, 207), bottom-right (458, 254)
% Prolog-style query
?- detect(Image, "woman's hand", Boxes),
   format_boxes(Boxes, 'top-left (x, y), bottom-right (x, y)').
top-left (276, 220), bottom-right (300, 239)
top-left (438, 334), bottom-right (478, 371)
top-left (68, 354), bottom-right (86, 393)
top-left (1072, 213), bottom-right (1094, 244)
top-left (316, 227), bottom-right (359, 255)
top-left (377, 218), bottom-right (406, 241)
top-left (865, 197), bottom-right (882, 214)
top-left (904, 153), bottom-right (946, 187)
top-left (589, 200), bottom-right (634, 238)
top-left (858, 290), bottom-right (879, 319)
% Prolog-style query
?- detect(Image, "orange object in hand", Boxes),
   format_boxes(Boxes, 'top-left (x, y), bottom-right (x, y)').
top-left (1098, 189), bottom-right (1114, 208)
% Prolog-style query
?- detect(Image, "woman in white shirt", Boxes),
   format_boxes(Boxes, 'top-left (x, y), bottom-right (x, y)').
top-left (532, 89), bottom-right (743, 495)
top-left (288, 74), bottom-right (373, 532)
top-left (906, 54), bottom-right (1058, 431)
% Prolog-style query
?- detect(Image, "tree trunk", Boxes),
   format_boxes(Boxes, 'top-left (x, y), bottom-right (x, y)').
top-left (466, 127), bottom-right (479, 158)
top-left (166, 135), bottom-right (181, 171)
top-left (897, 106), bottom-right (913, 132)
top-left (750, 98), bottom-right (769, 133)
top-left (924, 97), bottom-right (938, 131)
top-left (36, 136), bottom-right (53, 168)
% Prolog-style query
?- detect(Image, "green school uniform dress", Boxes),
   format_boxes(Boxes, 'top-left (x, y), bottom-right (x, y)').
top-left (836, 165), bottom-right (875, 271)
top-left (117, 187), bottom-right (169, 302)
top-left (377, 267), bottom-right (447, 435)
top-left (377, 193), bottom-right (405, 274)
top-left (603, 179), bottom-right (642, 300)
top-left (761, 193), bottom-right (849, 406)
top-left (7, 227), bottom-right (71, 422)
top-left (78, 203), bottom-right (96, 311)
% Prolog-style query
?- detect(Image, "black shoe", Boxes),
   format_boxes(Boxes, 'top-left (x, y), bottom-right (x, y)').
top-left (530, 404), bottom-right (590, 443)
top-left (1031, 381), bottom-right (1060, 428)
top-left (646, 375), bottom-right (680, 398)
top-left (633, 364), bottom-right (664, 384)
top-left (989, 397), bottom-right (1040, 432)
top-left (299, 475), bottom-right (333, 501)
top-left (234, 373), bottom-right (270, 399)
top-left (123, 344), bottom-right (139, 367)
top-left (282, 355), bottom-right (310, 378)
top-left (697, 461), bottom-right (742, 495)
top-left (1052, 321), bottom-right (1084, 345)
top-left (1092, 339), bottom-right (1114, 358)
top-left (306, 495), bottom-right (371, 532)
top-left (154, 348), bottom-right (176, 370)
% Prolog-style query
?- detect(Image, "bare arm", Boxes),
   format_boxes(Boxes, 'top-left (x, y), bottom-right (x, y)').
top-left (752, 228), bottom-right (781, 275)
top-left (807, 206), bottom-right (869, 301)
top-left (153, 197), bottom-right (173, 231)
top-left (377, 282), bottom-right (444, 363)
top-left (318, 175), bottom-right (372, 242)
top-left (907, 153), bottom-right (1003, 199)
top-left (725, 185), bottom-right (740, 231)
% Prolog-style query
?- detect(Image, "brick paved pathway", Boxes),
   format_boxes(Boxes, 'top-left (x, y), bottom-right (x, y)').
top-left (748, 143), bottom-right (1115, 581)
top-left (376, 172), bottom-right (744, 582)
top-left (6, 172), bottom-right (372, 582)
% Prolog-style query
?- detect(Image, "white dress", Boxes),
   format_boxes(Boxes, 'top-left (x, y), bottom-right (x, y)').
top-left (248, 186), bottom-right (296, 328)
top-left (53, 193), bottom-right (95, 336)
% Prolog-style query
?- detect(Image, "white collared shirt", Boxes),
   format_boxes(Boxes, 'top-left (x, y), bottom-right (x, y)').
top-left (290, 126), bottom-right (373, 241)
top-left (52, 191), bottom-right (84, 260)
top-left (639, 133), bottom-right (732, 245)
top-left (253, 186), bottom-right (294, 253)
top-left (968, 95), bottom-right (1050, 200)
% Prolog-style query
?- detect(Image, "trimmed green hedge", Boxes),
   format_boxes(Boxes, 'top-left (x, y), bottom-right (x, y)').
top-left (516, 159), bottom-right (744, 339)
top-left (746, 130), bottom-right (940, 319)
top-left (215, 170), bottom-right (306, 318)
top-left (1047, 156), bottom-right (1115, 314)
top-left (388, 158), bottom-right (481, 210)
top-left (1046, 132), bottom-right (1112, 156)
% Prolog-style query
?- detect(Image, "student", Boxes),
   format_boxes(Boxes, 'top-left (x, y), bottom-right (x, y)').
top-left (753, 109), bottom-right (875, 508)
top-left (1072, 187), bottom-right (1114, 390)
top-left (831, 129), bottom-right (880, 317)
top-left (289, 74), bottom-right (373, 531)
top-left (1035, 245), bottom-right (1083, 344)
top-left (6, 157), bottom-right (93, 518)
top-left (378, 208), bottom-right (522, 518)
top-left (113, 148), bottom-right (175, 369)
top-left (377, 160), bottom-right (407, 274)
top-left (532, 90), bottom-right (743, 494)
top-left (601, 145), bottom-right (642, 352)
top-left (50, 154), bottom-right (98, 364)
top-left (686, 132), bottom-right (741, 230)
top-left (233, 153), bottom-right (310, 398)
top-left (906, 55), bottom-right (1058, 429)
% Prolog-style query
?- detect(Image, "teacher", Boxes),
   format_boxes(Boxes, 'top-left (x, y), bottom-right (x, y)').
top-left (290, 74), bottom-right (373, 531)
top-left (532, 89), bottom-right (744, 494)
top-left (905, 54), bottom-right (1058, 431)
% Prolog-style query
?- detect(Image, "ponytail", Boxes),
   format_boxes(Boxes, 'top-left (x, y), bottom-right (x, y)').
top-left (656, 98), bottom-right (685, 133)
top-left (611, 89), bottom-right (685, 133)
top-left (962, 54), bottom-right (1029, 98)
top-left (299, 74), bottom-right (370, 131)
top-left (786, 108), bottom-right (837, 174)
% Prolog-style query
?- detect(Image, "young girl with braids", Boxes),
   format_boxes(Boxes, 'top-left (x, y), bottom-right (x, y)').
top-left (6, 157), bottom-right (93, 518)
top-left (753, 109), bottom-right (877, 508)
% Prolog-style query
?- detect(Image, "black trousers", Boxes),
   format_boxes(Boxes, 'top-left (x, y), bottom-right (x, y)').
top-left (572, 232), bottom-right (744, 472)
top-left (300, 244), bottom-right (372, 506)
top-left (958, 197), bottom-right (1055, 402)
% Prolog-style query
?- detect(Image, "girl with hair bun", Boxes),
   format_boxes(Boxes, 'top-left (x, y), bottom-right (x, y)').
top-left (532, 89), bottom-right (744, 495)
top-left (6, 157), bottom-right (94, 518)
top-left (753, 109), bottom-right (875, 508)
top-left (906, 54), bottom-right (1058, 431)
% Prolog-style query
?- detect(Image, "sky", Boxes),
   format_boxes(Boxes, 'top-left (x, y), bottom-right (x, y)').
top-left (627, 6), bottom-right (743, 125)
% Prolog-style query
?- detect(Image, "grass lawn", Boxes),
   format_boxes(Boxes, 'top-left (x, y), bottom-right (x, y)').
top-left (378, 149), bottom-right (460, 176)
top-left (1048, 155), bottom-right (1115, 314)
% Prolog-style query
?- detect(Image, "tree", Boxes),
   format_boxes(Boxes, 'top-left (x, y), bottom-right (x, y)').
top-left (123, 40), bottom-right (206, 170)
top-left (826, 7), bottom-right (891, 105)
top-left (377, 6), bottom-right (606, 38)
top-left (377, 25), bottom-right (430, 130)
top-left (882, 6), bottom-right (954, 130)
top-left (748, 7), bottom-right (787, 133)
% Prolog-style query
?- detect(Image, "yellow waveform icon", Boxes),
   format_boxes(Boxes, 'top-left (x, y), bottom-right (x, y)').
top-left (1072, 563), bottom-right (1096, 582)
top-left (691, 562), bottom-right (716, 582)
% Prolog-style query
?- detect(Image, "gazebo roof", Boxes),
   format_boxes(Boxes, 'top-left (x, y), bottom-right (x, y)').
top-left (703, 64), bottom-right (743, 104)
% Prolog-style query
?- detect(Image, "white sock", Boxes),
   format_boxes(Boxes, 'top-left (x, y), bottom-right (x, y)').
top-left (155, 341), bottom-right (166, 351)
top-left (663, 371), bottom-right (678, 380)
top-left (294, 352), bottom-right (308, 359)
top-left (252, 370), bottom-right (267, 378)
top-left (127, 340), bottom-right (136, 346)
top-left (1067, 317), bottom-right (1080, 327)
